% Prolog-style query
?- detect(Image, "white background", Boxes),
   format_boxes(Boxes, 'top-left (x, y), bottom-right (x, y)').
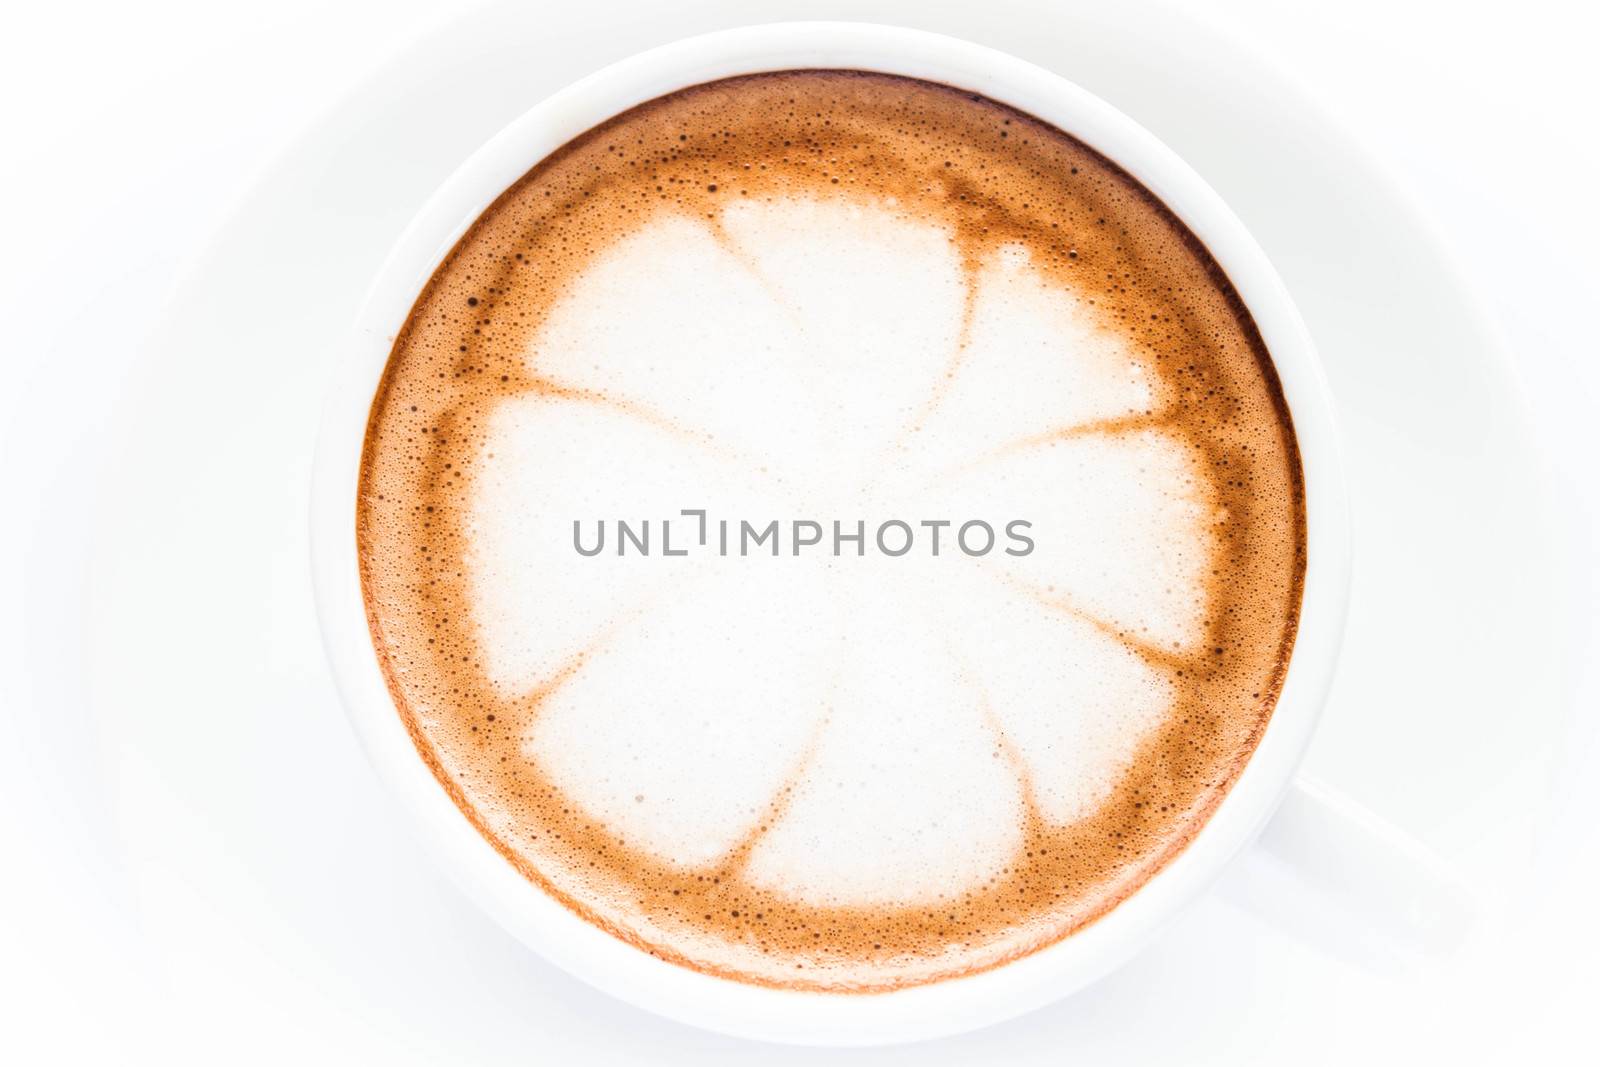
top-left (1, 1), bottom-right (1596, 1063)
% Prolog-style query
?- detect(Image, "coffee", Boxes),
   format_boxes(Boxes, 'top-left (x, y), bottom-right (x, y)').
top-left (357, 71), bottom-right (1305, 990)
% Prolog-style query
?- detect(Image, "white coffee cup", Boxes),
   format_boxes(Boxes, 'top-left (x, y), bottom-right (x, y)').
top-left (312, 20), bottom-right (1362, 1046)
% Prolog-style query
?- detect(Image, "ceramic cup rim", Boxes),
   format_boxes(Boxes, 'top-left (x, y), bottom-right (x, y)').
top-left (309, 20), bottom-right (1351, 1046)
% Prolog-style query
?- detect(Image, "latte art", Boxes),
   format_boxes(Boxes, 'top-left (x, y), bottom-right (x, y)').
top-left (358, 71), bottom-right (1305, 990)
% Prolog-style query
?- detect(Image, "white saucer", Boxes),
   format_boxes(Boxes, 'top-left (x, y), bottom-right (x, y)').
top-left (85, 0), bottom-right (1569, 1061)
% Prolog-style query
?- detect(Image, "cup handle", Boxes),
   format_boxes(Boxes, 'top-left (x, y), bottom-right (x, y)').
top-left (1221, 774), bottom-right (1476, 965)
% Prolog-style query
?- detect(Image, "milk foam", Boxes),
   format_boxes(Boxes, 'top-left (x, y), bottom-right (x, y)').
top-left (465, 197), bottom-right (1197, 905)
top-left (357, 70), bottom-right (1305, 989)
